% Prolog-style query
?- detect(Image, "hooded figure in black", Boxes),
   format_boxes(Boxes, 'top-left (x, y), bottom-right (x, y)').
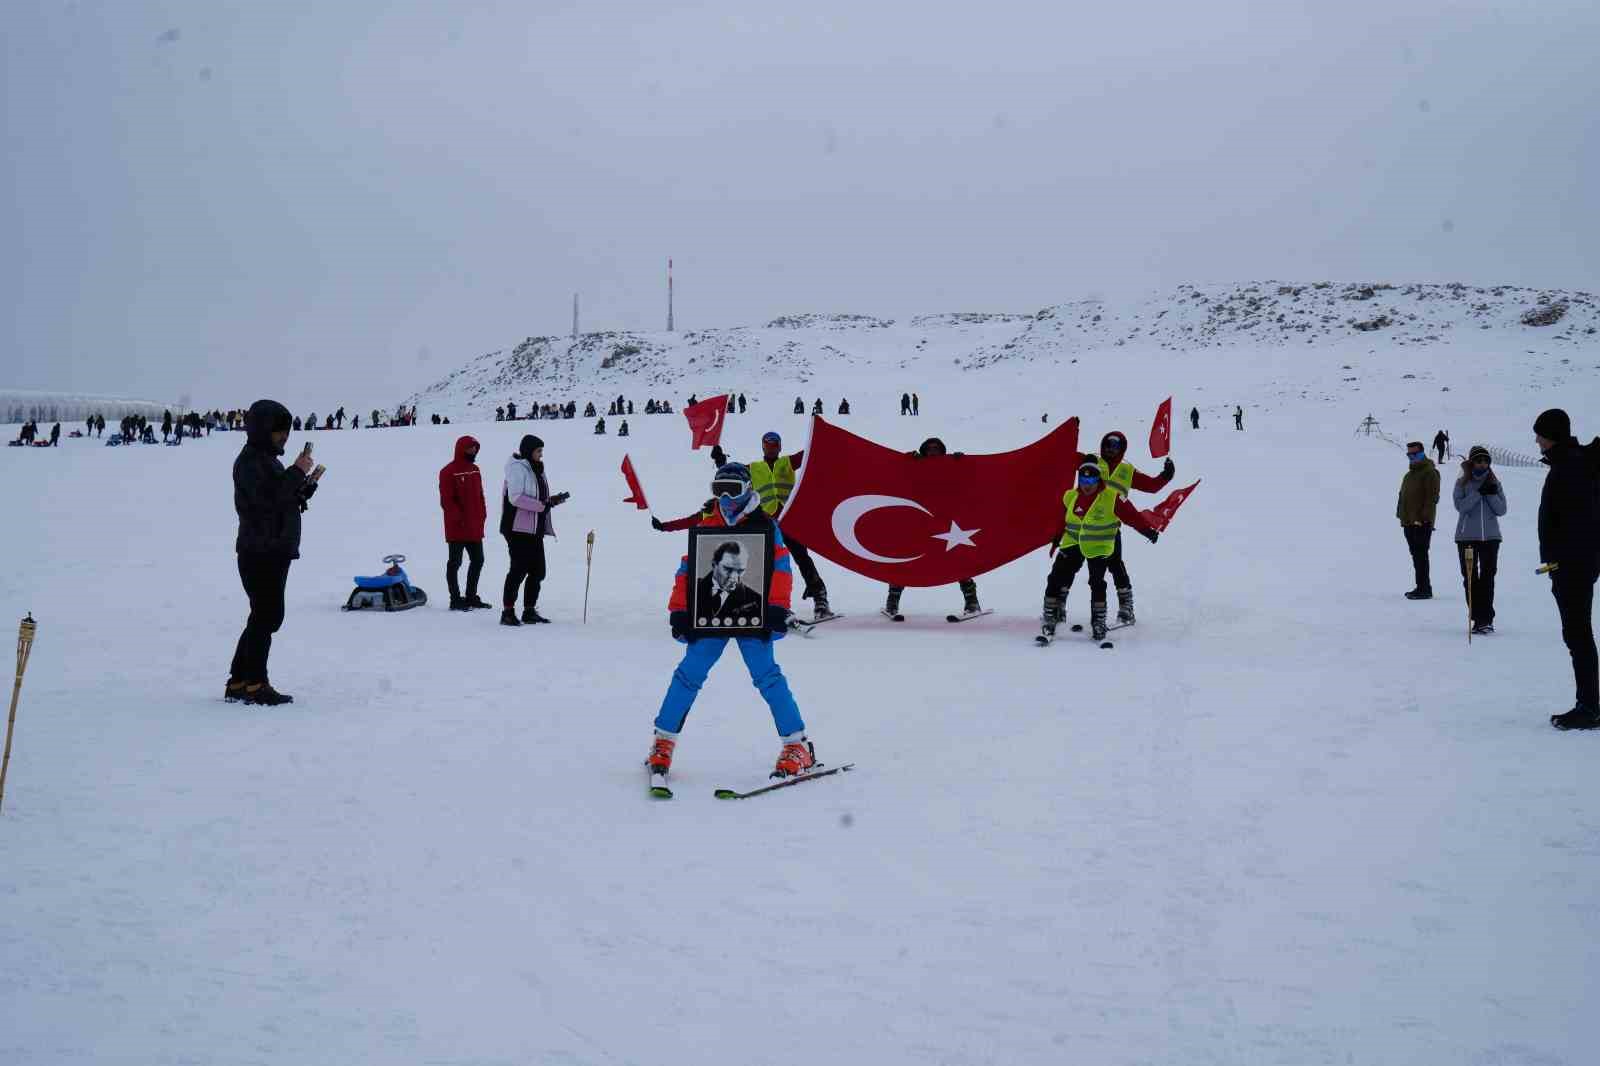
top-left (1535, 408), bottom-right (1600, 729)
top-left (227, 399), bottom-right (316, 705)
top-left (882, 438), bottom-right (982, 620)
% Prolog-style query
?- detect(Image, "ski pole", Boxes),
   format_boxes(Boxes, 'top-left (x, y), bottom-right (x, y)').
top-left (1465, 546), bottom-right (1474, 644)
top-left (583, 531), bottom-right (595, 624)
top-left (0, 614), bottom-right (39, 815)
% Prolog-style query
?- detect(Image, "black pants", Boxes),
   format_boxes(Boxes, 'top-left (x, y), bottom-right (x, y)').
top-left (1107, 531), bottom-right (1131, 590)
top-left (503, 533), bottom-right (546, 609)
top-left (1551, 563), bottom-right (1599, 710)
top-left (1456, 540), bottom-right (1499, 626)
top-left (887, 579), bottom-right (977, 609)
top-left (1404, 525), bottom-right (1433, 592)
top-left (785, 534), bottom-right (826, 599)
top-left (230, 553), bottom-right (291, 683)
top-left (1046, 547), bottom-right (1108, 602)
top-left (447, 540), bottom-right (484, 601)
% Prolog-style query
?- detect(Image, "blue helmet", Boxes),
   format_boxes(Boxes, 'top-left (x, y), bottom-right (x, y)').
top-left (761, 431), bottom-right (782, 447)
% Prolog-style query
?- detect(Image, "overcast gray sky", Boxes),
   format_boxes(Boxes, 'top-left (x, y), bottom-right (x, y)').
top-left (4, 0), bottom-right (1597, 404)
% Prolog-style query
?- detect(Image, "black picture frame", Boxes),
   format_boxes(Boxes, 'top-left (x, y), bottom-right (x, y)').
top-left (686, 526), bottom-right (774, 638)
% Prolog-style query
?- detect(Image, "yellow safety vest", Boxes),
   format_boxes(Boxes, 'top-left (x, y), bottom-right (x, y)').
top-left (1058, 487), bottom-right (1121, 558)
top-left (1097, 457), bottom-right (1135, 498)
top-left (750, 456), bottom-right (796, 516)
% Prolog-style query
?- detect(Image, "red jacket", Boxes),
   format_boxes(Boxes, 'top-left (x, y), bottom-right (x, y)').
top-left (439, 435), bottom-right (486, 542)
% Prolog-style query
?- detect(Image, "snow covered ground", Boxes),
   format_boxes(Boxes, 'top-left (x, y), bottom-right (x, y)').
top-left (2, 327), bottom-right (1598, 1064)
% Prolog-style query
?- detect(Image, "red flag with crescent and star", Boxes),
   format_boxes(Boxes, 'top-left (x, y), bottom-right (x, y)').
top-left (777, 416), bottom-right (1080, 587)
top-left (1149, 396), bottom-right (1172, 458)
top-left (620, 454), bottom-right (649, 511)
top-left (1140, 479), bottom-right (1200, 532)
top-left (683, 394), bottom-right (729, 450)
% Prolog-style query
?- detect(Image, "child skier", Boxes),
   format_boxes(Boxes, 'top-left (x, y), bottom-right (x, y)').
top-left (1093, 430), bottom-right (1175, 625)
top-left (883, 438), bottom-right (983, 620)
top-left (1040, 455), bottom-right (1160, 643)
top-left (647, 463), bottom-right (817, 783)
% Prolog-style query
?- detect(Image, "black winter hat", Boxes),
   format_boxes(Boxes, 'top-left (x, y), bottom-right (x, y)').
top-left (1534, 408), bottom-right (1571, 441)
top-left (1468, 445), bottom-right (1492, 463)
top-left (518, 434), bottom-right (544, 460)
top-left (917, 437), bottom-right (947, 457)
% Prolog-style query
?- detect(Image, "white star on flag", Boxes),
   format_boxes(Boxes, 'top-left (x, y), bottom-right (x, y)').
top-left (931, 520), bottom-right (979, 551)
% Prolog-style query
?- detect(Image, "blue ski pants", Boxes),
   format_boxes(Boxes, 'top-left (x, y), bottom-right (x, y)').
top-left (654, 636), bottom-right (805, 736)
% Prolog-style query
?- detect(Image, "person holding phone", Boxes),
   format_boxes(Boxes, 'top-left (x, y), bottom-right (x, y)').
top-left (226, 400), bottom-right (320, 706)
top-left (500, 435), bottom-right (569, 626)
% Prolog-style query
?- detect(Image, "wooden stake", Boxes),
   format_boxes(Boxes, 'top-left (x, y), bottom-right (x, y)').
top-left (583, 531), bottom-right (595, 624)
top-left (1465, 546), bottom-right (1474, 644)
top-left (0, 614), bottom-right (39, 814)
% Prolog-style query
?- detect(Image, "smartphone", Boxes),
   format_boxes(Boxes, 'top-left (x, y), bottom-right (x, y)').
top-left (310, 464), bottom-right (326, 481)
top-left (302, 441), bottom-right (314, 457)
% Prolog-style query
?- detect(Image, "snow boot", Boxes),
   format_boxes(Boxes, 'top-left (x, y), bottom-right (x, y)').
top-left (229, 681), bottom-right (293, 706)
top-left (449, 596), bottom-right (470, 612)
top-left (464, 595), bottom-right (493, 610)
top-left (884, 587), bottom-right (902, 616)
top-left (500, 608), bottom-right (522, 627)
top-left (522, 607), bottom-right (551, 624)
top-left (812, 588), bottom-right (835, 622)
top-left (647, 729), bottom-right (677, 773)
top-left (1404, 588), bottom-right (1433, 600)
top-left (1551, 705), bottom-right (1600, 731)
top-left (1115, 585), bottom-right (1135, 626)
top-left (1040, 594), bottom-right (1063, 639)
top-left (960, 581), bottom-right (982, 618)
top-left (1090, 600), bottom-right (1108, 643)
top-left (771, 733), bottom-right (817, 778)
top-left (1471, 622), bottom-right (1495, 636)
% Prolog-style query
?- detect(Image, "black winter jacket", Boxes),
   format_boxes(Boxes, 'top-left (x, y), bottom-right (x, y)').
top-left (234, 400), bottom-right (308, 558)
top-left (1537, 436), bottom-right (1600, 568)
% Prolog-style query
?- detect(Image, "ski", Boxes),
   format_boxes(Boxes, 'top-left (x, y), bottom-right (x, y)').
top-left (946, 609), bottom-right (994, 623)
top-left (714, 763), bottom-right (854, 800)
top-left (1071, 622), bottom-right (1132, 633)
top-left (880, 608), bottom-right (906, 622)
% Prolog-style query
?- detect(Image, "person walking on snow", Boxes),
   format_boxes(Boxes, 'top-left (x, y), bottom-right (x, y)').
top-left (1190, 406), bottom-right (1200, 430)
top-left (1094, 430), bottom-right (1175, 625)
top-left (1039, 455), bottom-right (1160, 643)
top-left (1233, 405), bottom-right (1244, 430)
top-left (1533, 409), bottom-right (1600, 730)
top-left (884, 438), bottom-right (983, 619)
top-left (646, 462), bottom-right (817, 783)
top-left (1433, 430), bottom-right (1450, 464)
top-left (1453, 445), bottom-right (1506, 635)
top-left (439, 435), bottom-right (491, 611)
top-left (1397, 441), bottom-right (1441, 599)
top-left (226, 400), bottom-right (319, 705)
top-left (500, 434), bottom-right (569, 626)
top-left (750, 430), bottom-right (832, 619)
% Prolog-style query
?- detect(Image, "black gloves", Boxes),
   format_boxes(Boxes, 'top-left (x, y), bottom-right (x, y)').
top-left (670, 610), bottom-right (693, 641)
top-left (1480, 478), bottom-right (1499, 496)
top-left (1140, 528), bottom-right (1160, 544)
top-left (651, 516), bottom-right (665, 531)
top-left (549, 492), bottom-right (571, 507)
top-left (765, 605), bottom-right (790, 636)
top-left (1161, 458), bottom-right (1175, 480)
top-left (710, 444), bottom-right (727, 466)
top-left (300, 480), bottom-right (318, 501)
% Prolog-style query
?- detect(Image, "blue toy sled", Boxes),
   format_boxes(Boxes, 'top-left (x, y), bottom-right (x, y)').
top-left (343, 554), bottom-right (429, 611)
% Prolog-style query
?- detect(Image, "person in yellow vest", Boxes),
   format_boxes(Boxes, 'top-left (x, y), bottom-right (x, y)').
top-left (1039, 455), bottom-right (1160, 643)
top-left (1096, 429), bottom-right (1175, 625)
top-left (752, 430), bottom-right (832, 619)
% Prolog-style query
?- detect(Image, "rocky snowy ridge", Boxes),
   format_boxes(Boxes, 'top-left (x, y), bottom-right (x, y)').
top-left (406, 282), bottom-right (1598, 417)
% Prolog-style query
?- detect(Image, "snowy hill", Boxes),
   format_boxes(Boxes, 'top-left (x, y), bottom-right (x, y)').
top-left (3, 298), bottom-right (1599, 1064)
top-left (406, 282), bottom-right (1599, 424)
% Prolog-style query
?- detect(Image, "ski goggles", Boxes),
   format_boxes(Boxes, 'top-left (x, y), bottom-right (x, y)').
top-left (712, 479), bottom-right (750, 499)
top-left (1077, 470), bottom-right (1101, 485)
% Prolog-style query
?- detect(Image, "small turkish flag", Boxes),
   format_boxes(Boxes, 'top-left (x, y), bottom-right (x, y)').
top-left (620, 454), bottom-right (649, 511)
top-left (1140, 479), bottom-right (1200, 533)
top-left (683, 394), bottom-right (729, 450)
top-left (778, 416), bottom-right (1080, 587)
top-left (1149, 396), bottom-right (1172, 458)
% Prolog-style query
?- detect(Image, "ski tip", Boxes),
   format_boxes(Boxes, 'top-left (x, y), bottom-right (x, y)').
top-left (712, 788), bottom-right (741, 800)
top-left (1100, 641), bottom-right (1114, 649)
top-left (650, 787), bottom-right (674, 799)
top-left (1070, 623), bottom-right (1084, 632)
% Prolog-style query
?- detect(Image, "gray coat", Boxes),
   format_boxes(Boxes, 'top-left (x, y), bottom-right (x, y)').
top-left (1452, 473), bottom-right (1507, 542)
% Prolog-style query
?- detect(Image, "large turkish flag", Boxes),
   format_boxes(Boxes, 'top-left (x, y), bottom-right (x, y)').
top-left (779, 416), bottom-right (1080, 587)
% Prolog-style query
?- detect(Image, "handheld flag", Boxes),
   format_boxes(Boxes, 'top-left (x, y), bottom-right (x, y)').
top-left (1149, 396), bottom-right (1172, 458)
top-left (683, 394), bottom-right (729, 450)
top-left (620, 454), bottom-right (649, 511)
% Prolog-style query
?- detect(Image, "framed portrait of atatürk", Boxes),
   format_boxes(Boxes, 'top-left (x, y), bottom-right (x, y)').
top-left (686, 526), bottom-right (774, 638)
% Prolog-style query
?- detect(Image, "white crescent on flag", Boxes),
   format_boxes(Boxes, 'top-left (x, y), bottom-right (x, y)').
top-left (831, 495), bottom-right (930, 564)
